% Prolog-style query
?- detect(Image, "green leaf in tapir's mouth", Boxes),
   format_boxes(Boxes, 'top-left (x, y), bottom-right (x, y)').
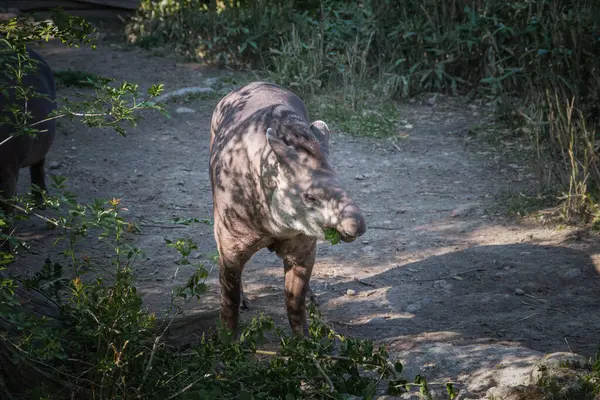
top-left (323, 228), bottom-right (342, 245)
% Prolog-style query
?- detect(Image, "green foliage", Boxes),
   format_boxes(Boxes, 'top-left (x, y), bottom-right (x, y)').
top-left (54, 69), bottom-right (108, 88)
top-left (324, 228), bottom-right (341, 245)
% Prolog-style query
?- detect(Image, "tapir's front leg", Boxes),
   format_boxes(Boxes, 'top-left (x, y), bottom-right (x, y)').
top-left (275, 236), bottom-right (317, 336)
top-left (215, 222), bottom-right (260, 333)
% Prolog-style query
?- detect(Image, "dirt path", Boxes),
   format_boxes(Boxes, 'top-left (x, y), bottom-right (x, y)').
top-left (12, 38), bottom-right (600, 399)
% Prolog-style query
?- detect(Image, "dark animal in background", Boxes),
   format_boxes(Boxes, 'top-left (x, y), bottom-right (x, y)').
top-left (0, 47), bottom-right (57, 250)
top-left (209, 81), bottom-right (367, 336)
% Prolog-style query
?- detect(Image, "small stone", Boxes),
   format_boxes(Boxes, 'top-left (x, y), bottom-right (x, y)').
top-left (361, 240), bottom-right (369, 244)
top-left (406, 303), bottom-right (420, 313)
top-left (515, 288), bottom-right (525, 296)
top-left (48, 161), bottom-right (60, 170)
top-left (346, 289), bottom-right (356, 296)
top-left (433, 279), bottom-right (452, 291)
top-left (203, 77), bottom-right (219, 87)
top-left (561, 268), bottom-right (581, 279)
top-left (362, 246), bottom-right (373, 253)
top-left (175, 106), bottom-right (196, 114)
top-left (71, 146), bottom-right (77, 151)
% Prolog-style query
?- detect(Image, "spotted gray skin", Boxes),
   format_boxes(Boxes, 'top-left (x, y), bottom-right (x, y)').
top-left (0, 47), bottom-right (57, 251)
top-left (209, 81), bottom-right (367, 336)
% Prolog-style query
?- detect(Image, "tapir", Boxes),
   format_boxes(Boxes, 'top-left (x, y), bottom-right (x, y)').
top-left (0, 46), bottom-right (57, 251)
top-left (209, 81), bottom-right (367, 336)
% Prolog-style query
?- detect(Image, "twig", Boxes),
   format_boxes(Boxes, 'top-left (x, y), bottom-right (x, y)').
top-left (139, 223), bottom-right (188, 229)
top-left (392, 142), bottom-right (401, 152)
top-left (0, 135), bottom-right (12, 147)
top-left (313, 356), bottom-right (335, 392)
top-left (524, 293), bottom-right (547, 302)
top-left (520, 301), bottom-right (568, 315)
top-left (367, 226), bottom-right (404, 230)
top-left (353, 277), bottom-right (376, 288)
top-left (0, 197), bottom-right (62, 228)
top-left (414, 268), bottom-right (485, 283)
top-left (165, 375), bottom-right (207, 400)
top-left (564, 337), bottom-right (573, 353)
top-left (138, 295), bottom-right (194, 392)
top-left (519, 312), bottom-right (538, 321)
top-left (418, 191), bottom-right (458, 199)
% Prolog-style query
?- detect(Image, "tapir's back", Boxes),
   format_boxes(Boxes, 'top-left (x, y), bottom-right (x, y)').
top-left (210, 81), bottom-right (309, 149)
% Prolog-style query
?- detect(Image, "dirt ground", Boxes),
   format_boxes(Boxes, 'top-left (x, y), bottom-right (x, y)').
top-left (9, 27), bottom-right (600, 399)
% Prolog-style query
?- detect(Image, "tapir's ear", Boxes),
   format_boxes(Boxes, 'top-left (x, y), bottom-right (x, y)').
top-left (266, 127), bottom-right (298, 165)
top-left (310, 120), bottom-right (330, 158)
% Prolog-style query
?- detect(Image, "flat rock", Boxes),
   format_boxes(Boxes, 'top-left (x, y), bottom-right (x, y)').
top-left (391, 343), bottom-right (544, 398)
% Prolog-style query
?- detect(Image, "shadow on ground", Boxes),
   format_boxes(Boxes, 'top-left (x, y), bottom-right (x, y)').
top-left (241, 243), bottom-right (600, 357)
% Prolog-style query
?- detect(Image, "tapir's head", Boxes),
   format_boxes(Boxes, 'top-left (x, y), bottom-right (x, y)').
top-left (266, 120), bottom-right (366, 242)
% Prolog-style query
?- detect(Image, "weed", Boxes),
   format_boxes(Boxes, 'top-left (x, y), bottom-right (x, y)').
top-left (308, 92), bottom-right (400, 138)
top-left (53, 69), bottom-right (107, 88)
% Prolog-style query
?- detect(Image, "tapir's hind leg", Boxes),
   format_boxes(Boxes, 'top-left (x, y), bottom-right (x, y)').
top-left (272, 236), bottom-right (317, 336)
top-left (30, 158), bottom-right (47, 207)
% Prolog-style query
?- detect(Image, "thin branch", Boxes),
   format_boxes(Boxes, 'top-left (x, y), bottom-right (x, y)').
top-left (0, 197), bottom-right (62, 228)
top-left (165, 375), bottom-right (207, 400)
top-left (313, 356), bottom-right (334, 392)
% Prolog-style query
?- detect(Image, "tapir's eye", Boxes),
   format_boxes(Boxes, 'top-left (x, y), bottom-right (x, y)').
top-left (303, 193), bottom-right (317, 203)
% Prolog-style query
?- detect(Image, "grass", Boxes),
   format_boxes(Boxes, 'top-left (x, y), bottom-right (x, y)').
top-left (307, 92), bottom-right (400, 138)
top-left (53, 69), bottom-right (108, 88)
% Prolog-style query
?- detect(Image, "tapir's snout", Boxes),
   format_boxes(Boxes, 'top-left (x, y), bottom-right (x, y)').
top-left (337, 202), bottom-right (366, 242)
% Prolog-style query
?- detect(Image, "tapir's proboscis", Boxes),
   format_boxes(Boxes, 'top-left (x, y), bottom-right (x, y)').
top-left (0, 47), bottom-right (57, 251)
top-left (209, 81), bottom-right (367, 336)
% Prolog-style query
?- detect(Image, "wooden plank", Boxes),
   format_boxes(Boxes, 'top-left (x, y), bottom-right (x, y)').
top-left (71, 0), bottom-right (139, 10)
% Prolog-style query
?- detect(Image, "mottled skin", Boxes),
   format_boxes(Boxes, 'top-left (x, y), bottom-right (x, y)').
top-left (0, 47), bottom-right (57, 251)
top-left (209, 82), bottom-right (366, 336)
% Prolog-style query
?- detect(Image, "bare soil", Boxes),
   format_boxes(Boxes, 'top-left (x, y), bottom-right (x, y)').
top-left (10, 30), bottom-right (600, 399)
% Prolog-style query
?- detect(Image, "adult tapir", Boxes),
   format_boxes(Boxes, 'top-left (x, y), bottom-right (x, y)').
top-left (0, 46), bottom-right (57, 250)
top-left (209, 81), bottom-right (367, 336)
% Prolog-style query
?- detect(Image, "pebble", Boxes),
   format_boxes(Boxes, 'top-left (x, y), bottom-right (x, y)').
top-left (362, 246), bottom-right (373, 252)
top-left (175, 106), bottom-right (196, 114)
top-left (48, 161), bottom-right (61, 169)
top-left (203, 77), bottom-right (219, 87)
top-left (514, 288), bottom-right (525, 296)
top-left (406, 303), bottom-right (420, 313)
top-left (561, 268), bottom-right (581, 279)
top-left (346, 289), bottom-right (356, 296)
